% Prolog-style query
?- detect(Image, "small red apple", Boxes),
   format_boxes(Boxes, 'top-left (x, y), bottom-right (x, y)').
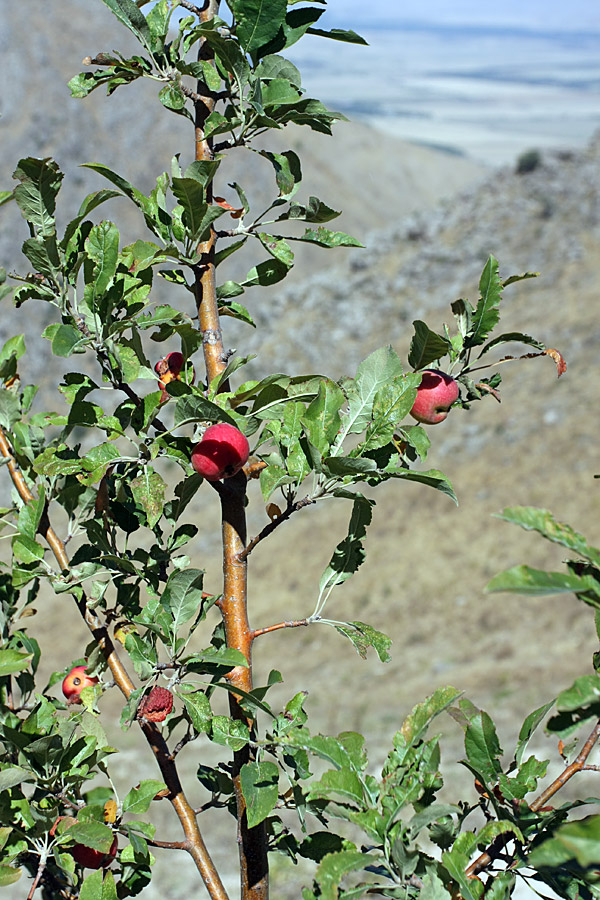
top-left (155, 351), bottom-right (195, 401)
top-left (62, 665), bottom-right (99, 704)
top-left (191, 423), bottom-right (250, 481)
top-left (71, 836), bottom-right (118, 869)
top-left (410, 369), bottom-right (459, 425)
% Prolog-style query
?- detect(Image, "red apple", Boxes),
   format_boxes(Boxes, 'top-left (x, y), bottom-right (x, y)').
top-left (410, 369), bottom-right (459, 425)
top-left (155, 351), bottom-right (194, 401)
top-left (62, 665), bottom-right (99, 704)
top-left (191, 423), bottom-right (250, 481)
top-left (71, 836), bottom-right (118, 869)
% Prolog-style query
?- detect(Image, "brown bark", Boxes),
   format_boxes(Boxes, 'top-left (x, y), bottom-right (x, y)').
top-left (191, 3), bottom-right (269, 895)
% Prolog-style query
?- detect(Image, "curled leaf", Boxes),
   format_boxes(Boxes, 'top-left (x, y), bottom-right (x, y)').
top-left (544, 348), bottom-right (567, 377)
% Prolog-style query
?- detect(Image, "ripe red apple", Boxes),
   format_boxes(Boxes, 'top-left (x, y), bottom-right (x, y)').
top-left (71, 836), bottom-right (118, 869)
top-left (410, 369), bottom-right (459, 425)
top-left (191, 423), bottom-right (250, 481)
top-left (62, 665), bottom-right (99, 704)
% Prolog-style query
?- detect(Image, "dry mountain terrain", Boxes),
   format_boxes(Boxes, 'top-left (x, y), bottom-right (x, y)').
top-left (2, 3), bottom-right (600, 897)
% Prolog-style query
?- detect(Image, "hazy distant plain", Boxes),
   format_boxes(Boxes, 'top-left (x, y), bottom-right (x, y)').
top-left (288, 24), bottom-right (600, 165)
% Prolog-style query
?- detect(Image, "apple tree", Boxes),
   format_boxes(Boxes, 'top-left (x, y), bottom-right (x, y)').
top-left (1, 2), bottom-right (597, 900)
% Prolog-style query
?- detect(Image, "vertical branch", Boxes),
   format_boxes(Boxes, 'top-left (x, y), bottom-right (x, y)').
top-left (192, 4), bottom-right (269, 897)
top-left (195, 0), bottom-right (226, 382)
top-left (218, 475), bottom-right (268, 900)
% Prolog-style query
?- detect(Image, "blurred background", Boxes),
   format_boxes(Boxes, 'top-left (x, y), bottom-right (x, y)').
top-left (1, 1), bottom-right (600, 897)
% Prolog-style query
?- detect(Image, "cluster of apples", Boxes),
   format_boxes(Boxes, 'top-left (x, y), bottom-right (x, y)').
top-left (155, 351), bottom-right (250, 479)
top-left (156, 350), bottom-right (458, 484)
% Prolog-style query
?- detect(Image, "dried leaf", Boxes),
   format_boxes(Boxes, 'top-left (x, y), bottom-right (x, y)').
top-left (544, 347), bottom-right (567, 377)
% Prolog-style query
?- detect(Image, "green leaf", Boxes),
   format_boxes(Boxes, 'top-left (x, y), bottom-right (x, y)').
top-left (173, 394), bottom-right (236, 428)
top-left (308, 767), bottom-right (364, 805)
top-left (0, 334), bottom-right (26, 367)
top-left (282, 195), bottom-right (340, 223)
top-left (79, 869), bottom-right (115, 900)
top-left (322, 457), bottom-right (377, 477)
top-left (256, 54), bottom-right (302, 86)
top-left (12, 157), bottom-right (63, 237)
top-left (21, 236), bottom-right (61, 280)
top-left (486, 565), bottom-right (600, 599)
top-left (0, 649), bottom-right (33, 676)
top-left (60, 822), bottom-right (114, 853)
top-left (334, 621), bottom-right (391, 662)
top-left (240, 761), bottom-right (279, 828)
top-left (82, 163), bottom-right (147, 210)
top-left (124, 633), bottom-right (157, 680)
top-left (469, 255), bottom-right (502, 347)
top-left (408, 321), bottom-right (453, 370)
top-left (0, 765), bottom-right (35, 791)
top-left (398, 686), bottom-right (463, 752)
top-left (158, 82), bottom-right (190, 115)
top-left (529, 816), bottom-right (600, 867)
top-left (342, 346), bottom-right (405, 438)
top-left (0, 393), bottom-right (21, 433)
top-left (161, 568), bottom-right (204, 632)
top-left (307, 27), bottom-right (368, 45)
top-left (259, 149), bottom-right (302, 199)
top-left (392, 468), bottom-right (457, 504)
top-left (464, 711), bottom-right (503, 783)
top-left (180, 691), bottom-right (212, 734)
top-left (297, 226), bottom-right (362, 248)
top-left (0, 867), bottom-right (21, 887)
top-left (442, 833), bottom-right (483, 900)
top-left (363, 373), bottom-right (421, 450)
top-left (258, 233), bottom-right (294, 267)
top-left (12, 535), bottom-right (45, 565)
top-left (44, 323), bottom-right (86, 358)
top-left (476, 331), bottom-right (545, 359)
top-left (231, 0), bottom-right (287, 52)
top-left (130, 469), bottom-right (166, 529)
top-left (302, 379), bottom-right (345, 456)
top-left (98, 0), bottom-right (152, 49)
top-left (515, 700), bottom-right (555, 765)
top-left (243, 257), bottom-right (290, 287)
top-left (211, 716), bottom-right (250, 751)
top-left (314, 850), bottom-right (373, 900)
top-left (318, 495), bottom-right (373, 599)
top-left (86, 221), bottom-right (120, 296)
top-left (122, 780), bottom-right (167, 815)
top-left (495, 507), bottom-right (600, 567)
top-left (556, 674), bottom-right (600, 713)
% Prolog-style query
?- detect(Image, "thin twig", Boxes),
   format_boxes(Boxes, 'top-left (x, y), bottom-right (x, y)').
top-left (237, 496), bottom-right (314, 562)
top-left (27, 855), bottom-right (46, 900)
top-left (465, 719), bottom-right (600, 877)
top-left (252, 620), bottom-right (309, 639)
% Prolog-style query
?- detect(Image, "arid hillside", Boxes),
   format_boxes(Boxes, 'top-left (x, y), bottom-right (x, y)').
top-left (1, 4), bottom-right (599, 897)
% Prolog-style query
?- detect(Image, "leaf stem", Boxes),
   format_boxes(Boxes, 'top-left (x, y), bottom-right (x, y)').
top-left (252, 619), bottom-right (309, 639)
